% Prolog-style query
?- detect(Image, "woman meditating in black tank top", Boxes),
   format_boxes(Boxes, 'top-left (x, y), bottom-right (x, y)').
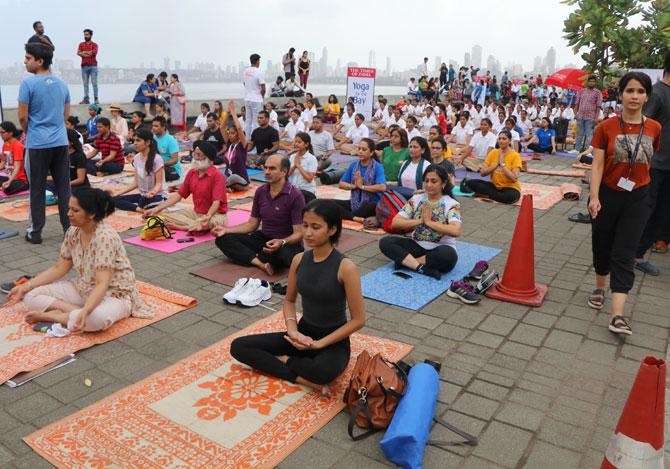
top-left (230, 199), bottom-right (366, 396)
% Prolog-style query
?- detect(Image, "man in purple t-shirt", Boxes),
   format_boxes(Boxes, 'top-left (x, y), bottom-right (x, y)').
top-left (213, 154), bottom-right (305, 274)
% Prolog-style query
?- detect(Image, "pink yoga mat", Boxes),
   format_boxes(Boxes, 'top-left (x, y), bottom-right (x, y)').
top-left (0, 189), bottom-right (29, 199)
top-left (124, 210), bottom-right (251, 253)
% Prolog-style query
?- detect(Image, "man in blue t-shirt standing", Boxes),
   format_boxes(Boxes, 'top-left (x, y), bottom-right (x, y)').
top-left (18, 43), bottom-right (71, 244)
top-left (151, 116), bottom-right (181, 181)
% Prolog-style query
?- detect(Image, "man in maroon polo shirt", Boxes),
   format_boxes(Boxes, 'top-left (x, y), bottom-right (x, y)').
top-left (145, 141), bottom-right (228, 233)
top-left (84, 117), bottom-right (124, 176)
top-left (77, 28), bottom-right (99, 104)
top-left (213, 154), bottom-right (304, 274)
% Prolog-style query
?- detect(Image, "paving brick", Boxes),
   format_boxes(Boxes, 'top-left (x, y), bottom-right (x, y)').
top-left (495, 402), bottom-right (544, 431)
top-left (466, 330), bottom-right (504, 349)
top-left (406, 313), bottom-right (443, 330)
top-left (478, 315), bottom-right (518, 336)
top-left (44, 368), bottom-right (116, 404)
top-left (499, 341), bottom-right (537, 360)
top-left (509, 323), bottom-right (549, 346)
top-left (508, 388), bottom-right (552, 410)
top-left (5, 392), bottom-right (61, 422)
top-left (523, 441), bottom-right (581, 469)
top-left (450, 393), bottom-right (500, 421)
top-left (433, 323), bottom-right (470, 340)
top-left (544, 329), bottom-right (583, 352)
top-left (473, 421), bottom-right (532, 467)
top-left (576, 340), bottom-right (617, 364)
top-left (279, 437), bottom-right (347, 469)
top-left (467, 380), bottom-right (509, 401)
top-left (522, 311), bottom-right (557, 329)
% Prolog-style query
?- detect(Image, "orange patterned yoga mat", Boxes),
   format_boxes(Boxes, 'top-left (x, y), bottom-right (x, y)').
top-left (25, 312), bottom-right (412, 468)
top-left (0, 200), bottom-right (59, 222)
top-left (0, 282), bottom-right (196, 384)
top-left (476, 182), bottom-right (582, 210)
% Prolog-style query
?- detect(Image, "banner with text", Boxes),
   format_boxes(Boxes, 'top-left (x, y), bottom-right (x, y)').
top-left (346, 67), bottom-right (376, 121)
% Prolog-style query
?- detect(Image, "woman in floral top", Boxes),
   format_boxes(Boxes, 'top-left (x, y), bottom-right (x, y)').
top-left (379, 164), bottom-right (462, 280)
top-left (7, 188), bottom-right (151, 332)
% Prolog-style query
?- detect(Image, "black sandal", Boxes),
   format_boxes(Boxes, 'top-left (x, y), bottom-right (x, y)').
top-left (588, 289), bottom-right (605, 310)
top-left (609, 315), bottom-right (632, 336)
top-left (569, 212), bottom-right (591, 224)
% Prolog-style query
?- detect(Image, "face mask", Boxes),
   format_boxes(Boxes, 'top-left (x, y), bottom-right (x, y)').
top-left (192, 158), bottom-right (211, 170)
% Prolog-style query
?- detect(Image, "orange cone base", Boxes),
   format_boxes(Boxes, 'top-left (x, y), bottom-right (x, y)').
top-left (485, 280), bottom-right (548, 307)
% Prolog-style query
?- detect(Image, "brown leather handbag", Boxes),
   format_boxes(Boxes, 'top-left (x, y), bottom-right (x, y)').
top-left (343, 350), bottom-right (408, 440)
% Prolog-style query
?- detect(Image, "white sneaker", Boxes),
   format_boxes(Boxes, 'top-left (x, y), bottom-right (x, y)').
top-left (238, 279), bottom-right (272, 307)
top-left (223, 277), bottom-right (250, 304)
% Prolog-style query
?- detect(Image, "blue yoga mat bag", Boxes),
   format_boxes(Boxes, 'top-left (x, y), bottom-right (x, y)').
top-left (380, 363), bottom-right (478, 469)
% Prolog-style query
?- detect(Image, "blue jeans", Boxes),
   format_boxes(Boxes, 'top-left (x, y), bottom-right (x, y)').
top-left (576, 119), bottom-right (594, 152)
top-left (82, 66), bottom-right (98, 99)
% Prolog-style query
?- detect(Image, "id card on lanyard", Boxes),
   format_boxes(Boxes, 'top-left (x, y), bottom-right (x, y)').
top-left (616, 116), bottom-right (645, 192)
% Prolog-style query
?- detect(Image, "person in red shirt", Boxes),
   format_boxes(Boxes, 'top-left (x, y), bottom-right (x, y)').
top-left (77, 29), bottom-right (98, 104)
top-left (588, 71), bottom-right (661, 336)
top-left (0, 122), bottom-right (29, 194)
top-left (144, 141), bottom-right (228, 233)
top-left (84, 117), bottom-right (124, 176)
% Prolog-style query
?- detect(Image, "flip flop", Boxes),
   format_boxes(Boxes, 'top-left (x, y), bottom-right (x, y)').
top-left (32, 322), bottom-right (54, 333)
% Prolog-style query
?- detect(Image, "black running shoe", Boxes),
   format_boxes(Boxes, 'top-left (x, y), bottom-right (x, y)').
top-left (447, 280), bottom-right (482, 304)
top-left (1, 275), bottom-right (33, 294)
top-left (467, 261), bottom-right (489, 280)
top-left (476, 270), bottom-right (499, 294)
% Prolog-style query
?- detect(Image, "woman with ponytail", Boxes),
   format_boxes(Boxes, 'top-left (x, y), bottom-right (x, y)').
top-left (6, 187), bottom-right (152, 333)
top-left (0, 121), bottom-right (29, 194)
top-left (112, 128), bottom-right (168, 212)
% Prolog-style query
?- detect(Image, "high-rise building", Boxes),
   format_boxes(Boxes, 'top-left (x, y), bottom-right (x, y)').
top-left (471, 45), bottom-right (482, 68)
top-left (369, 50), bottom-right (376, 68)
top-left (386, 56), bottom-right (392, 76)
top-left (545, 47), bottom-right (556, 73)
top-left (163, 57), bottom-right (170, 71)
top-left (464, 53), bottom-right (471, 67)
top-left (533, 56), bottom-right (542, 72)
top-left (434, 56), bottom-right (442, 74)
top-left (321, 47), bottom-right (328, 77)
top-left (174, 60), bottom-right (181, 70)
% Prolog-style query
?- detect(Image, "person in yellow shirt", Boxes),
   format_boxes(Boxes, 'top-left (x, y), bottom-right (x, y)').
top-left (323, 94), bottom-right (341, 123)
top-left (461, 130), bottom-right (522, 204)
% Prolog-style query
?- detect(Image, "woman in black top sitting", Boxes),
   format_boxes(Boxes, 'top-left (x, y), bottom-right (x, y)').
top-left (231, 199), bottom-right (365, 396)
top-left (46, 128), bottom-right (89, 199)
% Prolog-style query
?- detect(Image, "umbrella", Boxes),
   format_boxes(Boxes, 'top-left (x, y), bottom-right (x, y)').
top-left (544, 68), bottom-right (589, 91)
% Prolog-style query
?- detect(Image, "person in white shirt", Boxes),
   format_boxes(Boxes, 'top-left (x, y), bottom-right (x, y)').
top-left (304, 100), bottom-right (317, 120)
top-left (376, 106), bottom-right (406, 137)
top-left (406, 116), bottom-right (422, 140)
top-left (407, 78), bottom-right (419, 98)
top-left (421, 57), bottom-right (429, 77)
top-left (449, 112), bottom-right (474, 146)
top-left (373, 100), bottom-right (389, 122)
top-left (188, 103), bottom-right (210, 141)
top-left (308, 116), bottom-right (336, 170)
top-left (470, 104), bottom-right (484, 128)
top-left (284, 75), bottom-right (304, 97)
top-left (556, 103), bottom-right (575, 121)
top-left (418, 106), bottom-right (438, 133)
top-left (298, 103), bottom-right (314, 128)
top-left (242, 53), bottom-right (266, 137)
top-left (500, 118), bottom-right (521, 152)
top-left (373, 95), bottom-right (384, 112)
top-left (288, 131), bottom-right (318, 203)
top-left (335, 113), bottom-right (369, 155)
top-left (334, 103), bottom-right (356, 141)
top-left (265, 102), bottom-right (280, 130)
top-left (279, 109), bottom-right (305, 150)
top-left (414, 102), bottom-right (426, 117)
top-left (454, 118), bottom-right (497, 163)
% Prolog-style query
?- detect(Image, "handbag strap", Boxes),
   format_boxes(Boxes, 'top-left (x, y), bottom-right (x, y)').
top-left (427, 415), bottom-right (479, 447)
top-left (347, 399), bottom-right (378, 441)
top-left (377, 358), bottom-right (408, 399)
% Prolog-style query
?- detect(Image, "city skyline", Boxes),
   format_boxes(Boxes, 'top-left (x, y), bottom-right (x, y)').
top-left (0, 0), bottom-right (583, 73)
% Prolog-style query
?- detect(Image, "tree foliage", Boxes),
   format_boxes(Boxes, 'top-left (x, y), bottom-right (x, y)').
top-left (563, 0), bottom-right (670, 81)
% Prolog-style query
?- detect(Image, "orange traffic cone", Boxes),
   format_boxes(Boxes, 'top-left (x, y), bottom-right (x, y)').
top-left (602, 356), bottom-right (665, 468)
top-left (485, 194), bottom-right (547, 307)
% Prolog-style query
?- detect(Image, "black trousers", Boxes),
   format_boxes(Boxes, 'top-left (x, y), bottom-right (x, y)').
top-left (0, 176), bottom-right (29, 195)
top-left (527, 143), bottom-right (552, 153)
top-left (230, 319), bottom-right (350, 384)
top-left (636, 168), bottom-right (670, 257)
top-left (592, 185), bottom-right (650, 294)
top-left (379, 236), bottom-right (458, 272)
top-left (215, 230), bottom-right (304, 268)
top-left (26, 146), bottom-right (71, 236)
top-left (332, 199), bottom-right (377, 220)
top-left (301, 189), bottom-right (316, 204)
top-left (86, 160), bottom-right (124, 175)
top-left (464, 179), bottom-right (521, 204)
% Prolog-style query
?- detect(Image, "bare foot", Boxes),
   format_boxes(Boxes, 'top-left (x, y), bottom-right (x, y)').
top-left (320, 384), bottom-right (332, 398)
top-left (25, 309), bottom-right (68, 326)
top-left (96, 172), bottom-right (105, 177)
top-left (277, 355), bottom-right (289, 364)
top-left (261, 262), bottom-right (274, 276)
top-left (352, 216), bottom-right (365, 224)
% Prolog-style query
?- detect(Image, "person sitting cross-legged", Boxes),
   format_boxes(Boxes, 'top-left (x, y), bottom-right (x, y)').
top-left (6, 188), bottom-right (152, 332)
top-left (214, 154), bottom-right (305, 275)
top-left (144, 141), bottom-right (227, 233)
top-left (230, 199), bottom-right (365, 397)
top-left (84, 117), bottom-right (125, 176)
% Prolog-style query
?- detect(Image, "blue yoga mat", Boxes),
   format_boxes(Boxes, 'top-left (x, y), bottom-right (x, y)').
top-left (361, 241), bottom-right (501, 310)
top-left (452, 187), bottom-right (474, 198)
top-left (250, 172), bottom-right (266, 182)
top-left (246, 168), bottom-right (263, 176)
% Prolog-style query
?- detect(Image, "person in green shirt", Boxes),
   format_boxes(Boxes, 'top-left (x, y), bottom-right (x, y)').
top-left (379, 127), bottom-right (409, 183)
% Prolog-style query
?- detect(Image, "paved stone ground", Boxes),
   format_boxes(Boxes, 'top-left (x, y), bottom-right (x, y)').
top-left (1, 155), bottom-right (669, 468)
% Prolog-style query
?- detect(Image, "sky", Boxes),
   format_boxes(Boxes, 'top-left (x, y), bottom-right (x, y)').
top-left (0, 0), bottom-right (582, 71)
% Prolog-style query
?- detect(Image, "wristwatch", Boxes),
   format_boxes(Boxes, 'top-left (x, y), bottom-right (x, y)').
top-left (281, 239), bottom-right (287, 246)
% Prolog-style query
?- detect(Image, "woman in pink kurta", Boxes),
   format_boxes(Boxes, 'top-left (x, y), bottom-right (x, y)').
top-left (7, 188), bottom-right (152, 332)
top-left (167, 73), bottom-right (187, 132)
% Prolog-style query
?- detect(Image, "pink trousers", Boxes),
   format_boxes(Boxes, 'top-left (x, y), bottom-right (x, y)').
top-left (24, 280), bottom-right (131, 332)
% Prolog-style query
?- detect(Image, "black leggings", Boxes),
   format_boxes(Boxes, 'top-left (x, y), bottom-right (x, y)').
top-left (636, 168), bottom-right (670, 258)
top-left (215, 230), bottom-right (304, 268)
top-left (230, 319), bottom-right (351, 384)
top-left (86, 160), bottom-right (124, 175)
top-left (301, 189), bottom-right (316, 204)
top-left (0, 176), bottom-right (29, 195)
top-left (464, 179), bottom-right (521, 204)
top-left (527, 143), bottom-right (552, 153)
top-left (379, 236), bottom-right (458, 272)
top-left (332, 199), bottom-right (377, 220)
top-left (593, 185), bottom-right (650, 293)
